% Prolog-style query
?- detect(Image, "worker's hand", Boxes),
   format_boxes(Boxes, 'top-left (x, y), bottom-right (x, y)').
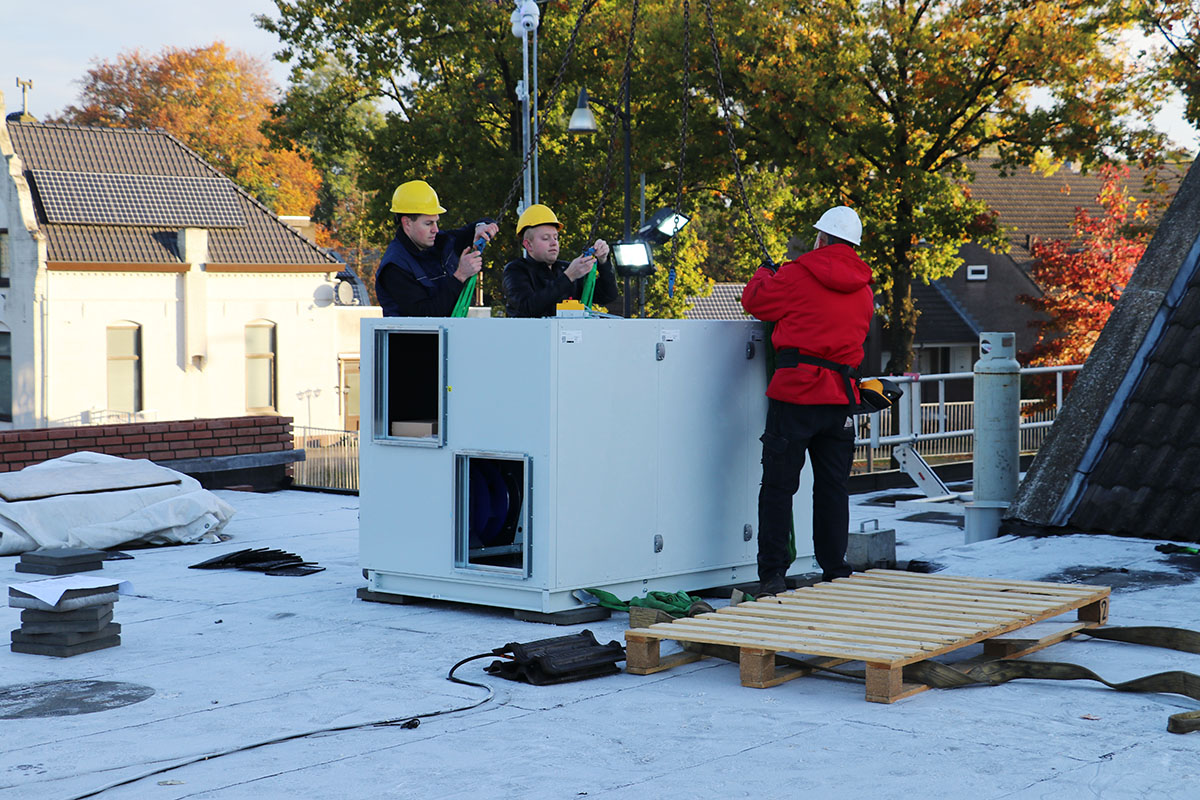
top-left (474, 221), bottom-right (499, 244)
top-left (454, 246), bottom-right (484, 282)
top-left (591, 239), bottom-right (610, 263)
top-left (565, 252), bottom-right (596, 281)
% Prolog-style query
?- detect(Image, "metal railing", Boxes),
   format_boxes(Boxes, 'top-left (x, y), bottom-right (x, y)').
top-left (291, 426), bottom-right (360, 491)
top-left (287, 365), bottom-right (1083, 491)
top-left (854, 364), bottom-right (1081, 470)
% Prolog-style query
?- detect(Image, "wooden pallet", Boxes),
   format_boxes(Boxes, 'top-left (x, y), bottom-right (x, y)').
top-left (624, 569), bottom-right (1110, 703)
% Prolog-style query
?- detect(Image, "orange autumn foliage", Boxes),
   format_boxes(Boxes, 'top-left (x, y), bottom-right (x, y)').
top-left (57, 42), bottom-right (320, 216)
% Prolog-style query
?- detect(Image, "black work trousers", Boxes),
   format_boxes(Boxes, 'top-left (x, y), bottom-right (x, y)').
top-left (757, 398), bottom-right (855, 583)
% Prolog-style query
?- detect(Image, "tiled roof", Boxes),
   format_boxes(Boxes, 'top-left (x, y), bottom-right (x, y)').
top-left (1006, 159), bottom-right (1200, 542)
top-left (685, 282), bottom-right (751, 320)
top-left (965, 156), bottom-right (1186, 266)
top-left (6, 121), bottom-right (335, 266)
top-left (912, 281), bottom-right (978, 345)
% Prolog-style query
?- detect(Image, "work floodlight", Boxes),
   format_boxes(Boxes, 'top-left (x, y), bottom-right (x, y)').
top-left (637, 208), bottom-right (690, 245)
top-left (611, 240), bottom-right (654, 277)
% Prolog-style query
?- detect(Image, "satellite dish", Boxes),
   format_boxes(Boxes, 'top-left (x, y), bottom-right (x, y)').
top-left (313, 283), bottom-right (335, 307)
top-left (335, 280), bottom-right (356, 305)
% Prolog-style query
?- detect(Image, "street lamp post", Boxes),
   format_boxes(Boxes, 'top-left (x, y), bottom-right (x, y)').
top-left (568, 86), bottom-right (640, 316)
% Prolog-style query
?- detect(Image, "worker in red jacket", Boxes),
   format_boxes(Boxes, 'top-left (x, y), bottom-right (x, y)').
top-left (741, 206), bottom-right (875, 595)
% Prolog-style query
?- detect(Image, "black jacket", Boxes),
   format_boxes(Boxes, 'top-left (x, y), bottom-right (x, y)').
top-left (375, 223), bottom-right (480, 317)
top-left (502, 253), bottom-right (619, 318)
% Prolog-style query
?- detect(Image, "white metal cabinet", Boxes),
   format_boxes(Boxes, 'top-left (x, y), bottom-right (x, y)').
top-left (358, 317), bottom-right (813, 613)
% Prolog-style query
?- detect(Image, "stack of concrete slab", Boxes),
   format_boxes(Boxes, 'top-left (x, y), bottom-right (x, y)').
top-left (8, 579), bottom-right (123, 657)
top-left (15, 548), bottom-right (106, 575)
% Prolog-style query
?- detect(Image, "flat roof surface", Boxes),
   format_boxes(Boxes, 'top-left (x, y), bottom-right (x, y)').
top-left (3, 487), bottom-right (1198, 799)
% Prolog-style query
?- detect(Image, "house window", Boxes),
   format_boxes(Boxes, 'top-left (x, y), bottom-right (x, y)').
top-left (107, 322), bottom-right (142, 414)
top-left (0, 328), bottom-right (11, 422)
top-left (246, 320), bottom-right (277, 412)
top-left (0, 229), bottom-right (10, 287)
top-left (966, 264), bottom-right (988, 281)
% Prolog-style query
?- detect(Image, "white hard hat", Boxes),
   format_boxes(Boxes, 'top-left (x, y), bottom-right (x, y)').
top-left (814, 206), bottom-right (862, 246)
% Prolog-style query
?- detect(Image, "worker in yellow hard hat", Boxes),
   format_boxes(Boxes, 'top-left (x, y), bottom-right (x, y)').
top-left (375, 179), bottom-right (500, 316)
top-left (501, 204), bottom-right (617, 317)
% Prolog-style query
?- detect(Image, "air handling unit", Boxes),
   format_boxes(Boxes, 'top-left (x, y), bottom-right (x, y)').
top-left (358, 317), bottom-right (814, 616)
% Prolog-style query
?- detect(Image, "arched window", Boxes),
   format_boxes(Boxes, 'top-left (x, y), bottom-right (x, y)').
top-left (245, 320), bottom-right (276, 412)
top-left (107, 321), bottom-right (142, 413)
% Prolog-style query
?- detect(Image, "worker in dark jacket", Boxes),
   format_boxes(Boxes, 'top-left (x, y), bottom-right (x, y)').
top-left (375, 180), bottom-right (499, 317)
top-left (741, 206), bottom-right (875, 595)
top-left (502, 204), bottom-right (618, 317)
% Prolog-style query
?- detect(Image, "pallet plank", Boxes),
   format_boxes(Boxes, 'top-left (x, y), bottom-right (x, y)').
top-left (623, 571), bottom-right (1110, 703)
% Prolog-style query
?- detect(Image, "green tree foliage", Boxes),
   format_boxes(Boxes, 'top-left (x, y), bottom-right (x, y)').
top-left (1142, 1), bottom-right (1200, 131)
top-left (54, 43), bottom-right (321, 216)
top-left (260, 1), bottom-right (1170, 352)
top-left (266, 61), bottom-right (387, 291)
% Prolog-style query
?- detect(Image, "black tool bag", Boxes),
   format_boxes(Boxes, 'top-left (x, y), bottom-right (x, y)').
top-left (485, 630), bottom-right (626, 685)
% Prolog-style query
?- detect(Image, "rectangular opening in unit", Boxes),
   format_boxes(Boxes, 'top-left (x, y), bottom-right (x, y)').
top-left (374, 328), bottom-right (444, 445)
top-left (454, 453), bottom-right (530, 576)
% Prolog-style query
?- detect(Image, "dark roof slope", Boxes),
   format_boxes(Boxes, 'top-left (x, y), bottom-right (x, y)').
top-left (6, 121), bottom-right (335, 266)
top-left (1005, 159), bottom-right (1200, 541)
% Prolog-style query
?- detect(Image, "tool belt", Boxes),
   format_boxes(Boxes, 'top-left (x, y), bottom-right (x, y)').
top-left (774, 347), bottom-right (860, 407)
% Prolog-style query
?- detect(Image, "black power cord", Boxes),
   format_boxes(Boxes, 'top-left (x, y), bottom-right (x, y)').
top-left (66, 654), bottom-right (498, 799)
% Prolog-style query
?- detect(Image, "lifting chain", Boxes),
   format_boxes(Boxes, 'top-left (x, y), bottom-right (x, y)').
top-left (666, 0), bottom-right (692, 298)
top-left (586, 0), bottom-right (641, 244)
top-left (700, 0), bottom-right (774, 267)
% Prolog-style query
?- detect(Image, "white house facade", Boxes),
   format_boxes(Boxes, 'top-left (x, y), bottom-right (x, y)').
top-left (0, 104), bottom-right (377, 432)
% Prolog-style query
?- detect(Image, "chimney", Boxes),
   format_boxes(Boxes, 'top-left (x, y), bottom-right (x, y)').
top-left (178, 227), bottom-right (208, 265)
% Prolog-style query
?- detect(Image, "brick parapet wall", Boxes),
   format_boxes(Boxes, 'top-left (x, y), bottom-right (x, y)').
top-left (0, 416), bottom-right (294, 473)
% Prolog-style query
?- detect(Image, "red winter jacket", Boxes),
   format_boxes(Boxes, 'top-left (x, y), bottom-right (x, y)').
top-left (741, 243), bottom-right (874, 405)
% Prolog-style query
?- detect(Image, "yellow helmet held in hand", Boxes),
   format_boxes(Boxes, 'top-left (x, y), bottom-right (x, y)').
top-left (516, 204), bottom-right (563, 236)
top-left (857, 378), bottom-right (903, 413)
top-left (391, 180), bottom-right (447, 215)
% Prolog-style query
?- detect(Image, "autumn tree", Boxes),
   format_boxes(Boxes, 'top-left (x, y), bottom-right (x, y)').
top-left (1021, 166), bottom-right (1150, 367)
top-left (267, 61), bottom-right (386, 290)
top-left (55, 43), bottom-right (320, 216)
top-left (260, 1), bottom-right (1172, 342)
top-left (1142, 0), bottom-right (1200, 131)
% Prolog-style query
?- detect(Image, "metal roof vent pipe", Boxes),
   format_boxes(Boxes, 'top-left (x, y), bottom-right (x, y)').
top-left (966, 331), bottom-right (1020, 543)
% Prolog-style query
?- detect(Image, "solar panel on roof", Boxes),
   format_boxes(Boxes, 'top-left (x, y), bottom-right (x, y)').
top-left (30, 169), bottom-right (246, 228)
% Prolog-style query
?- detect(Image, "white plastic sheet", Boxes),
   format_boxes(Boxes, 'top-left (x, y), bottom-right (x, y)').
top-left (0, 452), bottom-right (236, 555)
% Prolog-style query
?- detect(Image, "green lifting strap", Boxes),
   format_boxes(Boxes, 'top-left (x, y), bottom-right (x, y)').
top-left (579, 246), bottom-right (598, 309)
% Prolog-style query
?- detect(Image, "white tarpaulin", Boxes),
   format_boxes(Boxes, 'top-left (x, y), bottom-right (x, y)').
top-left (0, 452), bottom-right (236, 555)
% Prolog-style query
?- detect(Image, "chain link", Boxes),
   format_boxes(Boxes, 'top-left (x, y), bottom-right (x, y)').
top-left (586, 0), bottom-right (641, 245)
top-left (667, 0), bottom-right (692, 297)
top-left (700, 0), bottom-right (774, 266)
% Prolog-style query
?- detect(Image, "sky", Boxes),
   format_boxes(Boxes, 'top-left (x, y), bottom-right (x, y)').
top-left (1, 0), bottom-right (1198, 154)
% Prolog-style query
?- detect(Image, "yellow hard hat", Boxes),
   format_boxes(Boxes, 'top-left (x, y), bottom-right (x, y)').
top-left (516, 204), bottom-right (563, 236)
top-left (390, 180), bottom-right (447, 215)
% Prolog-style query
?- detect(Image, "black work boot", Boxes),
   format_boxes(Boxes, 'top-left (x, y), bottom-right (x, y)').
top-left (759, 574), bottom-right (787, 596)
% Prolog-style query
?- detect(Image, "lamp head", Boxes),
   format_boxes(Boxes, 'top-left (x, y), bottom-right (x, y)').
top-left (567, 88), bottom-right (598, 134)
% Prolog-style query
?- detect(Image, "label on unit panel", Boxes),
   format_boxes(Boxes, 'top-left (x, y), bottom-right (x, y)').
top-left (661, 329), bottom-right (680, 342)
top-left (560, 330), bottom-right (582, 344)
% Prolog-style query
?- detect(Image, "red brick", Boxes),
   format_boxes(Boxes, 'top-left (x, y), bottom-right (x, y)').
top-left (15, 430), bottom-right (49, 441)
top-left (142, 441), bottom-right (171, 452)
top-left (5, 451), bottom-right (31, 462)
top-left (232, 418), bottom-right (257, 429)
top-left (206, 420), bottom-right (235, 431)
top-left (198, 448), bottom-right (215, 457)
top-left (212, 446), bottom-right (236, 456)
top-left (168, 421), bottom-right (196, 432)
top-left (122, 434), bottom-right (150, 445)
top-left (0, 442), bottom-right (25, 453)
top-left (171, 448), bottom-right (200, 459)
top-left (261, 442), bottom-right (285, 453)
top-left (139, 423), bottom-right (171, 434)
top-left (97, 436), bottom-right (123, 446)
top-left (164, 432), bottom-right (190, 442)
top-left (46, 429), bottom-right (77, 441)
